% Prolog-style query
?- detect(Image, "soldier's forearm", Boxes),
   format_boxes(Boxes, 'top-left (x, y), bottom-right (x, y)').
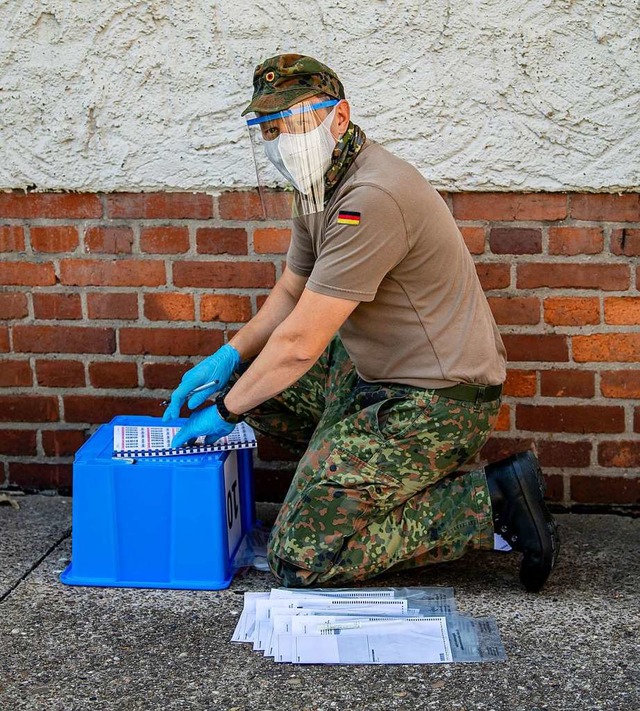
top-left (224, 328), bottom-right (319, 415)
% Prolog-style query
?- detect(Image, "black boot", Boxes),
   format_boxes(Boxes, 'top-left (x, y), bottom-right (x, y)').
top-left (485, 451), bottom-right (559, 592)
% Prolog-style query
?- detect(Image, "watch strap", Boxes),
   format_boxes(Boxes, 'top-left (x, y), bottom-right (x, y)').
top-left (214, 388), bottom-right (245, 424)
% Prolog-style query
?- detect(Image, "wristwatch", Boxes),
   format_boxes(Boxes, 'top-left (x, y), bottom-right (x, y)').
top-left (213, 388), bottom-right (245, 424)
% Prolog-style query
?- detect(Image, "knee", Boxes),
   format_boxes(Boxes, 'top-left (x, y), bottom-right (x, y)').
top-left (266, 541), bottom-right (317, 588)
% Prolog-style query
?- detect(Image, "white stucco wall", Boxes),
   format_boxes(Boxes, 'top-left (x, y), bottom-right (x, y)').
top-left (0, 0), bottom-right (638, 192)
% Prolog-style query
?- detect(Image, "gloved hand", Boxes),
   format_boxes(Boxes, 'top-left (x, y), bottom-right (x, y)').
top-left (162, 344), bottom-right (240, 422)
top-left (170, 404), bottom-right (235, 449)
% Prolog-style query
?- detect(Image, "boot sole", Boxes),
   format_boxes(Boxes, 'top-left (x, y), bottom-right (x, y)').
top-left (509, 452), bottom-right (559, 592)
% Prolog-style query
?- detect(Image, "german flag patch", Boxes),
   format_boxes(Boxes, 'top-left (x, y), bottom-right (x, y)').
top-left (337, 210), bottom-right (361, 226)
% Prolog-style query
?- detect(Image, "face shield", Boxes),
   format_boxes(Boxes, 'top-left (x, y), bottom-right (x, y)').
top-left (246, 98), bottom-right (340, 218)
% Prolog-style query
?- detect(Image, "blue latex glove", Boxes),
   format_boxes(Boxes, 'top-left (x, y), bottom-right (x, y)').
top-left (162, 344), bottom-right (240, 422)
top-left (171, 404), bottom-right (235, 448)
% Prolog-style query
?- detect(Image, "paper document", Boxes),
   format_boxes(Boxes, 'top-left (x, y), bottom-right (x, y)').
top-left (291, 622), bottom-right (452, 664)
top-left (231, 592), bottom-right (269, 643)
top-left (230, 587), bottom-right (505, 665)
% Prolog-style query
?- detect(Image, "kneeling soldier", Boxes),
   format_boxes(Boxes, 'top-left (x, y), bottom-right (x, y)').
top-left (164, 54), bottom-right (558, 592)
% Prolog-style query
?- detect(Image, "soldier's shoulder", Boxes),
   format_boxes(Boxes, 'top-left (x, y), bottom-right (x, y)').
top-left (351, 141), bottom-right (436, 199)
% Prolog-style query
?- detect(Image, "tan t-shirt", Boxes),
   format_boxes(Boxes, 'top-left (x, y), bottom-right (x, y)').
top-left (287, 141), bottom-right (507, 388)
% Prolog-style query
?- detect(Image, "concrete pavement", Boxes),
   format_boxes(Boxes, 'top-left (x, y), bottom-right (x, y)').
top-left (0, 495), bottom-right (638, 711)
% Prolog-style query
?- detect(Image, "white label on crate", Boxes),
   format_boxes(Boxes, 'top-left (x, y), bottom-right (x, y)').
top-left (224, 452), bottom-right (242, 557)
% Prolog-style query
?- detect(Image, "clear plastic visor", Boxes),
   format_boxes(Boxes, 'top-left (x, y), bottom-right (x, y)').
top-left (246, 99), bottom-right (339, 218)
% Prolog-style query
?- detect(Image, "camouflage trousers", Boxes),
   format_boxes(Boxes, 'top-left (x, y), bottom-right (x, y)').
top-left (244, 337), bottom-right (501, 587)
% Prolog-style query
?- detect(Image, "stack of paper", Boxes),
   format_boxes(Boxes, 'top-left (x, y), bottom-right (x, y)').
top-left (230, 587), bottom-right (498, 665)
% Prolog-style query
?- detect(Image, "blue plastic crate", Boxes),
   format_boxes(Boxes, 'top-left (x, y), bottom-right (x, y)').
top-left (60, 415), bottom-right (255, 590)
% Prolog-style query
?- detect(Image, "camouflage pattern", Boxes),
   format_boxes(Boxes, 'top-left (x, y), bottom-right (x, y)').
top-left (244, 337), bottom-right (501, 587)
top-left (241, 54), bottom-right (345, 116)
top-left (324, 122), bottom-right (366, 201)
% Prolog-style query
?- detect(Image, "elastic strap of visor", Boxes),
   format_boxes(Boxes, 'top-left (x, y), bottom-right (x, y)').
top-left (246, 99), bottom-right (339, 126)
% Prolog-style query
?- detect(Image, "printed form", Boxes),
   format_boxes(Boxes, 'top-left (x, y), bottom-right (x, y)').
top-left (231, 587), bottom-right (455, 665)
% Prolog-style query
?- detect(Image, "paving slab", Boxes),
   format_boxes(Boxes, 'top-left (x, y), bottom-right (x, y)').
top-left (0, 498), bottom-right (638, 711)
top-left (0, 495), bottom-right (71, 599)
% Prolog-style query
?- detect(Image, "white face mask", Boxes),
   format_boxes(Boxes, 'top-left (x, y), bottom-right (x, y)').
top-left (263, 107), bottom-right (337, 194)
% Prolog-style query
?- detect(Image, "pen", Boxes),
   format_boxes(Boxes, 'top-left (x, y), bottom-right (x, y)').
top-left (160, 379), bottom-right (220, 407)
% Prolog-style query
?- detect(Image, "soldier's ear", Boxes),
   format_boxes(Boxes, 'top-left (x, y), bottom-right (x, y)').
top-left (336, 99), bottom-right (350, 138)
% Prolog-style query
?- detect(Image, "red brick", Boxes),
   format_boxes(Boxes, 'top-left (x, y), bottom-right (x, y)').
top-left (475, 263), bottom-right (510, 290)
top-left (517, 263), bottom-right (629, 290)
top-left (218, 190), bottom-right (292, 220)
top-left (541, 474), bottom-right (564, 502)
top-left (502, 334), bottom-right (569, 362)
top-left (489, 227), bottom-right (541, 254)
top-left (570, 475), bottom-right (639, 505)
top-left (31, 225), bottom-right (79, 252)
top-left (503, 369), bottom-right (537, 397)
top-left (253, 467), bottom-right (296, 502)
top-left (573, 334), bottom-right (640, 363)
top-left (0, 225), bottom-right (25, 251)
top-left (611, 228), bottom-right (640, 256)
top-left (196, 227), bottom-right (248, 255)
top-left (140, 226), bottom-right (190, 254)
top-left (89, 362), bottom-right (138, 388)
top-left (570, 193), bottom-right (640, 222)
top-left (537, 440), bottom-right (592, 468)
top-left (0, 262), bottom-right (56, 286)
top-left (256, 294), bottom-right (269, 310)
top-left (60, 259), bottom-right (165, 287)
top-left (487, 296), bottom-right (540, 325)
top-left (548, 226), bottom-right (604, 255)
top-left (63, 395), bottom-right (164, 423)
top-left (0, 395), bottom-right (59, 422)
top-left (84, 226), bottom-right (134, 254)
top-left (119, 328), bottom-right (223, 356)
top-left (600, 370), bottom-right (640, 399)
top-left (604, 297), bottom-right (640, 325)
top-left (598, 442), bottom-right (640, 468)
top-left (253, 228), bottom-right (291, 254)
top-left (144, 293), bottom-right (195, 321)
top-left (516, 404), bottom-right (625, 433)
top-left (544, 297), bottom-right (600, 326)
top-left (540, 370), bottom-right (595, 398)
top-left (218, 191), bottom-right (262, 220)
top-left (0, 327), bottom-right (8, 352)
top-left (458, 226), bottom-right (485, 254)
top-left (201, 295), bottom-right (252, 323)
top-left (33, 293), bottom-right (82, 320)
top-left (451, 192), bottom-right (568, 221)
top-left (9, 463), bottom-right (73, 492)
top-left (42, 429), bottom-right (87, 456)
top-left (173, 261), bottom-right (275, 289)
top-left (255, 433), bottom-right (300, 462)
top-left (143, 362), bottom-right (194, 389)
top-left (480, 437), bottom-right (535, 463)
top-left (0, 429), bottom-right (37, 456)
top-left (0, 360), bottom-right (32, 386)
top-left (13, 325), bottom-right (115, 354)
top-left (87, 292), bottom-right (138, 320)
top-left (0, 293), bottom-right (28, 319)
top-left (0, 193), bottom-right (102, 219)
top-left (105, 193), bottom-right (213, 219)
top-left (36, 359), bottom-right (85, 387)
top-left (494, 403), bottom-right (510, 431)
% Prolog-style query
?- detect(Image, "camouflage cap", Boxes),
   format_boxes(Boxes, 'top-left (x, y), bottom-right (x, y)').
top-left (241, 53), bottom-right (345, 116)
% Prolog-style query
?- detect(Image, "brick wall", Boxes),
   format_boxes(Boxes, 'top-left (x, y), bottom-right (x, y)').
top-left (0, 190), bottom-right (638, 510)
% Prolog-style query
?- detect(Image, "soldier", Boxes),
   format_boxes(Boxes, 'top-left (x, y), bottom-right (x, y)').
top-left (163, 54), bottom-right (558, 592)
